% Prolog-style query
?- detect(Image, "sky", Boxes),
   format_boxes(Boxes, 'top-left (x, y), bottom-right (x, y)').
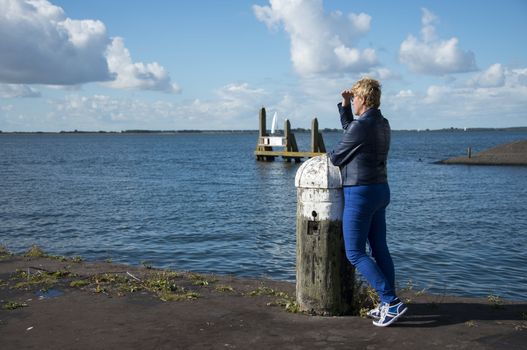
top-left (1, 0), bottom-right (526, 132)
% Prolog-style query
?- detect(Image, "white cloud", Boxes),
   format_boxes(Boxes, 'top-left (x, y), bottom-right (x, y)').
top-left (0, 0), bottom-right (110, 85)
top-left (105, 38), bottom-right (181, 93)
top-left (215, 83), bottom-right (265, 101)
top-left (468, 63), bottom-right (505, 88)
top-left (467, 64), bottom-right (527, 90)
top-left (0, 84), bottom-right (41, 98)
top-left (509, 68), bottom-right (527, 87)
top-left (0, 0), bottom-right (179, 93)
top-left (366, 67), bottom-right (399, 81)
top-left (420, 8), bottom-right (438, 42)
top-left (1, 104), bottom-right (14, 112)
top-left (254, 0), bottom-right (378, 76)
top-left (187, 83), bottom-right (267, 124)
top-left (423, 85), bottom-right (451, 104)
top-left (382, 63), bottom-right (527, 129)
top-left (395, 90), bottom-right (414, 98)
top-left (399, 8), bottom-right (477, 75)
top-left (31, 82), bottom-right (268, 131)
top-left (49, 94), bottom-right (155, 127)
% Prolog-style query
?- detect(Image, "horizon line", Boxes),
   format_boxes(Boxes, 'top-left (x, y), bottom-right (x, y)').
top-left (1, 126), bottom-right (527, 134)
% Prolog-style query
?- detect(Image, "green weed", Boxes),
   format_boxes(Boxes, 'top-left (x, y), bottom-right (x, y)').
top-left (160, 290), bottom-right (200, 302)
top-left (415, 288), bottom-right (428, 297)
top-left (0, 245), bottom-right (12, 259)
top-left (92, 273), bottom-right (128, 284)
top-left (402, 280), bottom-right (414, 292)
top-left (283, 300), bottom-right (301, 313)
top-left (3, 301), bottom-right (28, 310)
top-left (142, 272), bottom-right (180, 292)
top-left (22, 245), bottom-right (70, 262)
top-left (487, 294), bottom-right (504, 309)
top-left (188, 272), bottom-right (217, 285)
top-left (465, 320), bottom-right (477, 327)
top-left (193, 280), bottom-right (209, 286)
top-left (48, 255), bottom-right (68, 262)
top-left (246, 286), bottom-right (288, 297)
top-left (12, 269), bottom-right (71, 290)
top-left (247, 285), bottom-right (299, 313)
top-left (215, 285), bottom-right (234, 293)
top-left (94, 284), bottom-right (108, 294)
top-left (78, 270), bottom-right (205, 302)
top-left (24, 245), bottom-right (47, 258)
top-left (69, 280), bottom-right (90, 288)
top-left (353, 282), bottom-right (380, 317)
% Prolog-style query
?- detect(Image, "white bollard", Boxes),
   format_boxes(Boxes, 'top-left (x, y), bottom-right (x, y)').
top-left (294, 155), bottom-right (355, 315)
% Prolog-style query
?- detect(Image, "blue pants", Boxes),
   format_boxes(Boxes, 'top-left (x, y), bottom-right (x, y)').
top-left (342, 183), bottom-right (396, 304)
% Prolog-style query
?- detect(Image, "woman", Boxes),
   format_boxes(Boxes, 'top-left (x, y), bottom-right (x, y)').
top-left (329, 77), bottom-right (407, 327)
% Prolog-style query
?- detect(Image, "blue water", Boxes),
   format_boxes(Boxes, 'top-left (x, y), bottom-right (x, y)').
top-left (1, 131), bottom-right (526, 301)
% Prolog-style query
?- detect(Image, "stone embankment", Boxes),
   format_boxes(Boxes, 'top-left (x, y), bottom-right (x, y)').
top-left (440, 140), bottom-right (527, 165)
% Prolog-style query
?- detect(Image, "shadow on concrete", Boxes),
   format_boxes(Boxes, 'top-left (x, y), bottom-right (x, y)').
top-left (394, 302), bottom-right (527, 328)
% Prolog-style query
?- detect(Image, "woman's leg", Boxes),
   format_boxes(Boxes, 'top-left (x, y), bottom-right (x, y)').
top-left (342, 185), bottom-right (396, 304)
top-left (368, 206), bottom-right (395, 291)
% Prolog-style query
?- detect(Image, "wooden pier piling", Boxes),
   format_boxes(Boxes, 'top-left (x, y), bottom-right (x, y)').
top-left (255, 107), bottom-right (326, 162)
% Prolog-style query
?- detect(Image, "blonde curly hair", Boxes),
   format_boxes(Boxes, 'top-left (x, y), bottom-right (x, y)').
top-left (351, 77), bottom-right (382, 109)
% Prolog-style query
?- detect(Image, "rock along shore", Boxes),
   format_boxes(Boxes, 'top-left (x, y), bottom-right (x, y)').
top-left (439, 139), bottom-right (527, 165)
top-left (1, 249), bottom-right (526, 350)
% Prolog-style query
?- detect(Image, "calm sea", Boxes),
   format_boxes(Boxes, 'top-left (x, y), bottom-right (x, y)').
top-left (1, 130), bottom-right (526, 301)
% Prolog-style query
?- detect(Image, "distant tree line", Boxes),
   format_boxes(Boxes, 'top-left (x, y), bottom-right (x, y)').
top-left (1, 127), bottom-right (526, 134)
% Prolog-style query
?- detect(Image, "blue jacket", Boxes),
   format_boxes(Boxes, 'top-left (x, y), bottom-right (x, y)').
top-left (328, 103), bottom-right (391, 186)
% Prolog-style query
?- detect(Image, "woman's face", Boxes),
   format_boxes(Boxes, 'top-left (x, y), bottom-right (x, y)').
top-left (352, 95), bottom-right (366, 116)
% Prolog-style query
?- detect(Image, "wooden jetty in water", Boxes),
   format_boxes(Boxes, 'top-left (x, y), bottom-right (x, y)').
top-left (255, 107), bottom-right (326, 162)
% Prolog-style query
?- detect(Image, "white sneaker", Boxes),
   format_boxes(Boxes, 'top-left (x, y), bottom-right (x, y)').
top-left (372, 298), bottom-right (408, 327)
top-left (367, 305), bottom-right (381, 319)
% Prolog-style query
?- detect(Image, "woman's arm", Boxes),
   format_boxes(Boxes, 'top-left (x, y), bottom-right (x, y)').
top-left (339, 89), bottom-right (354, 129)
top-left (328, 121), bottom-right (365, 167)
top-left (341, 89), bottom-right (353, 107)
top-left (338, 103), bottom-right (353, 130)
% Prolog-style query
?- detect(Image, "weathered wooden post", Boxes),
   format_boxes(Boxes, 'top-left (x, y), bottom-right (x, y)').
top-left (294, 155), bottom-right (355, 315)
top-left (259, 107), bottom-right (266, 139)
top-left (311, 118), bottom-right (326, 153)
top-left (284, 119), bottom-right (301, 163)
top-left (256, 107), bottom-right (274, 161)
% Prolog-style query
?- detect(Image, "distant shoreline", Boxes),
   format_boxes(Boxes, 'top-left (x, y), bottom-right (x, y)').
top-left (1, 126), bottom-right (527, 134)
